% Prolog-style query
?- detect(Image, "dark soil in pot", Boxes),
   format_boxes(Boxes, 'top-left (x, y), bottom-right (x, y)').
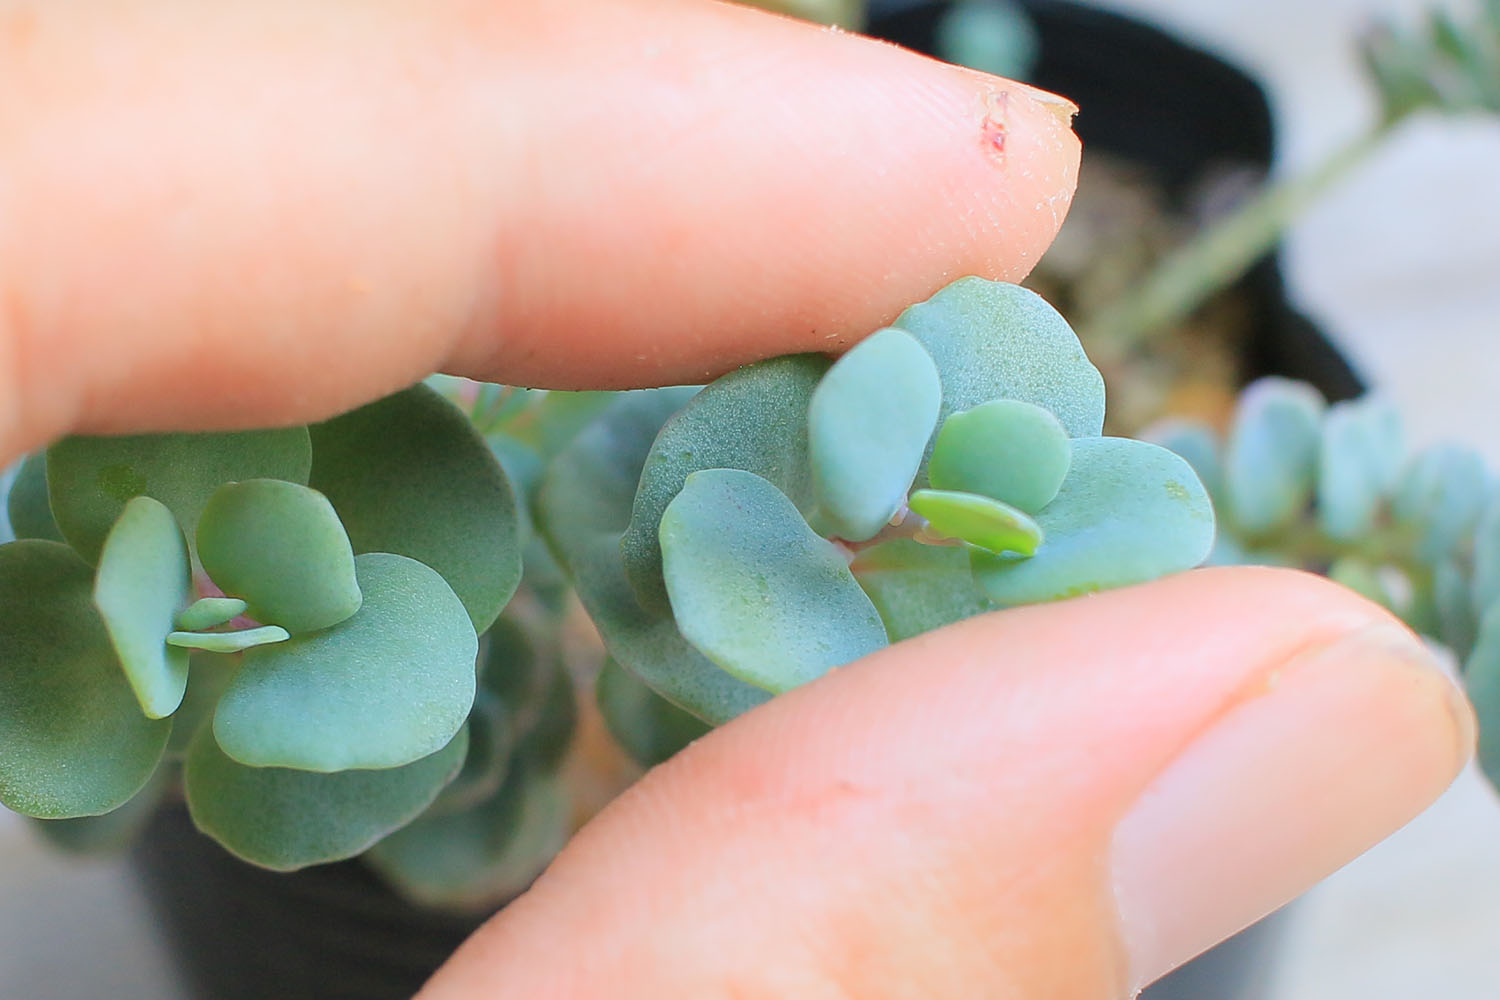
top-left (131, 5), bottom-right (1366, 1000)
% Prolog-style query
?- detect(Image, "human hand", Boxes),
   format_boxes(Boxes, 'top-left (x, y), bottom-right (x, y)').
top-left (0, 2), bottom-right (1472, 997)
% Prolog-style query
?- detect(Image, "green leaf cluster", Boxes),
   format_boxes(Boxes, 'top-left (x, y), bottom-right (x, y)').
top-left (541, 278), bottom-right (1215, 725)
top-left (1144, 379), bottom-right (1500, 793)
top-left (1359, 1), bottom-right (1500, 122)
top-left (1, 385), bottom-right (525, 873)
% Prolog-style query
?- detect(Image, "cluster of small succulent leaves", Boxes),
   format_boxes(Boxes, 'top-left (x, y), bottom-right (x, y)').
top-left (0, 385), bottom-right (581, 908)
top-left (537, 278), bottom-right (1216, 742)
top-left (1142, 379), bottom-right (1500, 791)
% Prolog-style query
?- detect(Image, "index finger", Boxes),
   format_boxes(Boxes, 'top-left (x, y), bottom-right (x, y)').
top-left (0, 0), bottom-right (1079, 461)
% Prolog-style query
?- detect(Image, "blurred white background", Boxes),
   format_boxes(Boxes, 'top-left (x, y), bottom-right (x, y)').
top-left (3, 0), bottom-right (1499, 996)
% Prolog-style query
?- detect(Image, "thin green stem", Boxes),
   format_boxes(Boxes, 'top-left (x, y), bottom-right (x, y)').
top-left (1080, 125), bottom-right (1391, 354)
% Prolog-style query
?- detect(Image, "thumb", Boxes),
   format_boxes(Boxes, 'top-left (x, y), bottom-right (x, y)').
top-left (420, 568), bottom-right (1473, 999)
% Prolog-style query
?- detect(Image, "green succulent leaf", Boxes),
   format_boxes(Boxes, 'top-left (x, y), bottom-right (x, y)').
top-left (660, 468), bottom-right (887, 694)
top-left (596, 657), bottom-right (712, 768)
top-left (928, 399), bottom-right (1071, 513)
top-left (808, 328), bottom-right (942, 541)
top-left (1394, 442), bottom-right (1491, 564)
top-left (166, 625), bottom-right (291, 653)
top-left (1465, 602), bottom-right (1500, 788)
top-left (29, 766), bottom-right (170, 855)
top-left (1223, 377), bottom-right (1325, 537)
top-left (1471, 498), bottom-right (1500, 618)
top-left (537, 389), bottom-right (772, 724)
top-left (479, 615), bottom-right (548, 725)
top-left (1328, 556), bottom-right (1399, 613)
top-left (427, 688), bottom-right (513, 818)
top-left (213, 552), bottom-right (477, 772)
top-left (46, 428), bottom-right (312, 565)
top-left (972, 437), bottom-right (1215, 605)
top-left (365, 760), bottom-right (569, 911)
top-left (936, 0), bottom-right (1041, 78)
top-left (891, 278), bottom-right (1105, 446)
top-left (850, 538), bottom-right (994, 642)
top-left (175, 597), bottom-right (249, 632)
top-left (512, 658), bottom-right (578, 775)
top-left (184, 724), bottom-right (468, 872)
top-left (908, 488), bottom-right (1043, 556)
top-left (1317, 395), bottom-right (1404, 542)
top-left (0, 541), bottom-right (171, 818)
top-left (1141, 418), bottom-right (1223, 504)
top-left (93, 496), bottom-right (193, 719)
top-left (196, 479), bottom-right (362, 633)
top-left (308, 384), bottom-right (522, 633)
top-left (166, 653), bottom-right (237, 759)
top-left (622, 356), bottom-right (828, 612)
top-left (7, 453), bottom-right (64, 542)
top-left (1435, 558), bottom-right (1477, 660)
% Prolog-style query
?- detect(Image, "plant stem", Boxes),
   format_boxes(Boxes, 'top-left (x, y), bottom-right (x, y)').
top-left (1080, 124), bottom-right (1390, 354)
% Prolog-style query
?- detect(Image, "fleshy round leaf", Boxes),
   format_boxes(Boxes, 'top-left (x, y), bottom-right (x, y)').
top-left (1394, 442), bottom-right (1491, 564)
top-left (184, 725), bottom-right (468, 872)
top-left (1435, 558), bottom-right (1477, 659)
top-left (427, 688), bottom-right (513, 817)
top-left (851, 538), bottom-right (994, 641)
top-left (909, 488), bottom-right (1043, 556)
top-left (891, 278), bottom-right (1105, 444)
top-left (47, 428), bottom-right (312, 564)
top-left (622, 357), bottom-right (828, 613)
top-left (1465, 602), bottom-right (1500, 789)
top-left (167, 626), bottom-right (291, 653)
top-left (0, 541), bottom-right (170, 817)
top-left (93, 496), bottom-right (193, 719)
top-left (365, 760), bottom-right (569, 910)
top-left (7, 453), bottom-right (64, 542)
top-left (213, 552), bottom-right (477, 772)
top-left (537, 389), bottom-right (773, 724)
top-left (1472, 498), bottom-right (1500, 618)
top-left (972, 437), bottom-right (1216, 605)
top-left (928, 399), bottom-right (1071, 513)
top-left (1223, 378), bottom-right (1325, 537)
top-left (175, 597), bottom-right (248, 632)
top-left (937, 0), bottom-right (1041, 77)
top-left (808, 328), bottom-right (942, 541)
top-left (660, 469), bottom-right (887, 694)
top-left (308, 384), bottom-right (521, 633)
top-left (29, 766), bottom-right (169, 855)
top-left (596, 657), bottom-right (712, 768)
top-left (197, 479), bottom-right (362, 633)
top-left (1141, 418), bottom-right (1223, 503)
top-left (1317, 396), bottom-right (1404, 541)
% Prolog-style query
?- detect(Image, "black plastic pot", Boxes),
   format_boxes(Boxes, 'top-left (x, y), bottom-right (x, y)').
top-left (131, 5), bottom-right (1365, 1000)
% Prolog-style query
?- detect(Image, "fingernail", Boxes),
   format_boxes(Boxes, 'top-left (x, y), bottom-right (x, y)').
top-left (1110, 622), bottom-right (1474, 990)
top-left (1015, 84), bottom-right (1078, 129)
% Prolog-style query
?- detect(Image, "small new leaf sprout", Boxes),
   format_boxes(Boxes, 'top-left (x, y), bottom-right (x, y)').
top-left (197, 479), bottom-right (362, 634)
top-left (927, 399), bottom-right (1072, 513)
top-left (808, 327), bottom-right (942, 541)
top-left (166, 626), bottom-right (292, 654)
top-left (908, 488), bottom-right (1044, 556)
top-left (175, 597), bottom-right (249, 632)
top-left (93, 496), bottom-right (193, 719)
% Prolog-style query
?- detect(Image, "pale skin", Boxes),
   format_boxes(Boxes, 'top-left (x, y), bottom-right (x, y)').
top-left (0, 2), bottom-right (1476, 997)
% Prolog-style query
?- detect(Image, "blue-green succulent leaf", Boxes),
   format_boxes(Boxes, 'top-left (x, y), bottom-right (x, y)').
top-left (890, 278), bottom-right (1105, 444)
top-left (1223, 377), bottom-right (1325, 537)
top-left (936, 0), bottom-right (1041, 78)
top-left (308, 384), bottom-right (522, 633)
top-left (661, 469), bottom-right (887, 694)
top-left (7, 453), bottom-right (64, 542)
top-left (29, 766), bottom-right (169, 855)
top-left (213, 553), bottom-right (477, 772)
top-left (0, 541), bottom-right (170, 818)
top-left (908, 488), bottom-right (1043, 556)
top-left (93, 496), bottom-right (193, 719)
top-left (1317, 396), bottom-right (1404, 541)
top-left (47, 428), bottom-right (312, 565)
top-left (1435, 558), bottom-right (1477, 659)
top-left (928, 399), bottom-right (1071, 513)
top-left (808, 328), bottom-right (942, 541)
top-left (1394, 442), bottom-right (1490, 564)
top-left (622, 356), bottom-right (828, 612)
top-left (184, 725), bottom-right (468, 872)
top-left (850, 538), bottom-right (993, 642)
top-left (197, 479), bottom-right (362, 634)
top-left (427, 688), bottom-right (513, 817)
top-left (972, 437), bottom-right (1215, 604)
top-left (537, 389), bottom-right (772, 724)
top-left (595, 657), bottom-right (712, 768)
top-left (175, 597), bottom-right (249, 632)
top-left (1328, 557), bottom-right (1399, 613)
top-left (1464, 602), bottom-right (1500, 789)
top-left (1141, 418), bottom-right (1223, 504)
top-left (1471, 498), bottom-right (1500, 618)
